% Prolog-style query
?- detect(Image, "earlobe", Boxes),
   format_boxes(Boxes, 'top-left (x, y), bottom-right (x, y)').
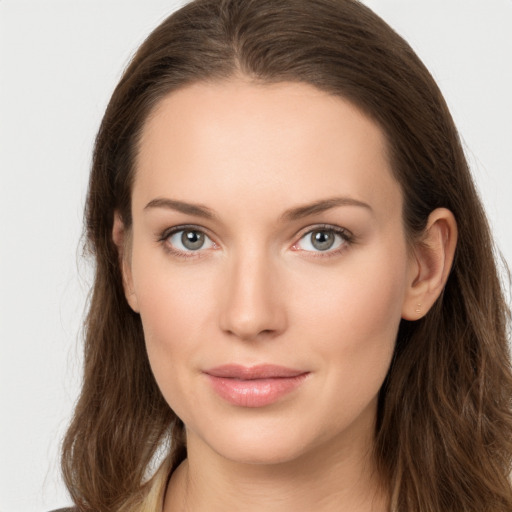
top-left (112, 213), bottom-right (140, 313)
top-left (402, 208), bottom-right (457, 320)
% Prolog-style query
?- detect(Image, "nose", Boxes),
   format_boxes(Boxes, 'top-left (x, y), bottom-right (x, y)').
top-left (218, 249), bottom-right (287, 341)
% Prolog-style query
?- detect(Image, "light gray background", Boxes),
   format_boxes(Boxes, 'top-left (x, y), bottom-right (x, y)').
top-left (1, 1), bottom-right (511, 511)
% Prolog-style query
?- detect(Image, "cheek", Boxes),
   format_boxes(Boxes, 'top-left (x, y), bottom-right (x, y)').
top-left (130, 246), bottom-right (216, 399)
top-left (131, 235), bottom-right (217, 338)
top-left (137, 273), bottom-right (214, 348)
top-left (297, 245), bottom-right (407, 341)
top-left (293, 245), bottom-right (408, 404)
top-left (138, 285), bottom-right (210, 419)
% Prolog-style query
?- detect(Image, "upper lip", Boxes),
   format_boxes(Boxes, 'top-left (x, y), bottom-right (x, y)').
top-left (204, 364), bottom-right (308, 380)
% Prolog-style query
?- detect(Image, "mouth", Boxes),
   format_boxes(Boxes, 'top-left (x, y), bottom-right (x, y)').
top-left (203, 364), bottom-right (310, 407)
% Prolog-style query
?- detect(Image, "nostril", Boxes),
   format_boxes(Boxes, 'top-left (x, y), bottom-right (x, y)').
top-left (224, 326), bottom-right (277, 341)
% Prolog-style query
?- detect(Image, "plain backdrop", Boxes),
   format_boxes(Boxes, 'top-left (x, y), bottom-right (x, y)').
top-left (1, 1), bottom-right (511, 511)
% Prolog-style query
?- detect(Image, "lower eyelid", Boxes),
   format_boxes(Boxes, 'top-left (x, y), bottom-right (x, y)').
top-left (293, 227), bottom-right (352, 252)
top-left (158, 226), bottom-right (217, 256)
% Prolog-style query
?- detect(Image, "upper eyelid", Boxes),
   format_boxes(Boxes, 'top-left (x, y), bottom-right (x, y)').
top-left (159, 226), bottom-right (217, 257)
top-left (159, 223), bottom-right (350, 236)
top-left (291, 225), bottom-right (354, 256)
top-left (295, 223), bottom-right (353, 239)
top-left (160, 224), bottom-right (214, 239)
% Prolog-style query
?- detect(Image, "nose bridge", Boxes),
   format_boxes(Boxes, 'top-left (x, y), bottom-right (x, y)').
top-left (219, 243), bottom-right (286, 340)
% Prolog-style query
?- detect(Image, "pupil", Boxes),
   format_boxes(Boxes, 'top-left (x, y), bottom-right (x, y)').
top-left (311, 230), bottom-right (334, 251)
top-left (182, 230), bottom-right (204, 250)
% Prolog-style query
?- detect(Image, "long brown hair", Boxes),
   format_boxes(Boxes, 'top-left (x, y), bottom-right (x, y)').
top-left (61, 1), bottom-right (512, 510)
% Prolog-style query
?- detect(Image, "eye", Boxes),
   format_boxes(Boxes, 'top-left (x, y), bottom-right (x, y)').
top-left (293, 226), bottom-right (351, 253)
top-left (163, 227), bottom-right (216, 254)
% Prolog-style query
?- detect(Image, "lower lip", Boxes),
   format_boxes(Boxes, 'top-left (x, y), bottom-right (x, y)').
top-left (205, 373), bottom-right (309, 407)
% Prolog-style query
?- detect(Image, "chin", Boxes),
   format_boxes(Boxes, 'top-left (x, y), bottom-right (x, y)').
top-left (187, 414), bottom-right (331, 467)
top-left (215, 438), bottom-right (308, 466)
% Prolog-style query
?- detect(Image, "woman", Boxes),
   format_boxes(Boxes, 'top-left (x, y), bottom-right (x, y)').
top-left (60, 0), bottom-right (512, 511)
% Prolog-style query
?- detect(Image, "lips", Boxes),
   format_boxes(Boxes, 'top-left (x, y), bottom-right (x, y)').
top-left (203, 364), bottom-right (309, 407)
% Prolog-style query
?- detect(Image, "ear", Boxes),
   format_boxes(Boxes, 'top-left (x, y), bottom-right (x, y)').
top-left (402, 208), bottom-right (457, 320)
top-left (112, 212), bottom-right (140, 313)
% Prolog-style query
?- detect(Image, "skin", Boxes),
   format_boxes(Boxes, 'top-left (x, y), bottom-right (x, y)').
top-left (114, 79), bottom-right (457, 512)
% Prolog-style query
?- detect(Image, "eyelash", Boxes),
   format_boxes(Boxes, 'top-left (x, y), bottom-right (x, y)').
top-left (158, 224), bottom-right (216, 259)
top-left (292, 224), bottom-right (354, 258)
top-left (157, 224), bottom-right (354, 259)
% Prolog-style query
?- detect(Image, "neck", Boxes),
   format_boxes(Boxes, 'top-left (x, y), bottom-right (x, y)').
top-left (163, 429), bottom-right (388, 512)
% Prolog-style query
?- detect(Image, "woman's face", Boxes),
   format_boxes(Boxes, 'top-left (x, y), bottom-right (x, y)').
top-left (121, 80), bottom-right (417, 465)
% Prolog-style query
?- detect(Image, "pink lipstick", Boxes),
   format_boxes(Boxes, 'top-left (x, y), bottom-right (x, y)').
top-left (203, 364), bottom-right (309, 407)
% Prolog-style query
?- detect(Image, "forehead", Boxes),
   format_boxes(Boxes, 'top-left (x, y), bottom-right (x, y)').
top-left (134, 79), bottom-right (401, 219)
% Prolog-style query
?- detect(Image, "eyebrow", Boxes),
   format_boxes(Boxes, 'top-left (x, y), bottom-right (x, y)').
top-left (144, 198), bottom-right (216, 219)
top-left (280, 197), bottom-right (372, 221)
top-left (144, 196), bottom-right (372, 221)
